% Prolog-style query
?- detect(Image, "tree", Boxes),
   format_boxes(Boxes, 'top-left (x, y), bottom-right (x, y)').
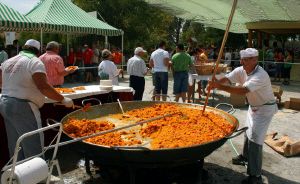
top-left (73, 0), bottom-right (175, 54)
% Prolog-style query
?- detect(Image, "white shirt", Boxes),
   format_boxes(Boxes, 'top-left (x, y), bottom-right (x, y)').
top-left (1, 52), bottom-right (46, 107)
top-left (225, 66), bottom-right (276, 106)
top-left (127, 55), bottom-right (147, 77)
top-left (150, 48), bottom-right (169, 72)
top-left (98, 60), bottom-right (119, 85)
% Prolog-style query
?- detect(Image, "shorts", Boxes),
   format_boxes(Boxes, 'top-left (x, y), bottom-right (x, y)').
top-left (173, 71), bottom-right (188, 94)
top-left (154, 72), bottom-right (168, 95)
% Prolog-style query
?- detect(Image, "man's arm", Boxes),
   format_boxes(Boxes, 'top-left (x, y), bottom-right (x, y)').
top-left (32, 72), bottom-right (64, 101)
top-left (216, 77), bottom-right (231, 84)
top-left (0, 69), bottom-right (2, 87)
top-left (208, 79), bottom-right (249, 95)
top-left (208, 77), bottom-right (249, 95)
top-left (57, 57), bottom-right (75, 76)
top-left (163, 57), bottom-right (170, 67)
top-left (58, 69), bottom-right (72, 77)
top-left (149, 59), bottom-right (154, 68)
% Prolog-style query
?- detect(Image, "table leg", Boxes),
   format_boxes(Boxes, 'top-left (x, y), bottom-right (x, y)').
top-left (192, 79), bottom-right (196, 103)
top-left (212, 89), bottom-right (215, 106)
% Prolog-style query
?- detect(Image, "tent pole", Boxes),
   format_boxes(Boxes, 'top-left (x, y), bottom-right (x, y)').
top-left (67, 34), bottom-right (69, 56)
top-left (40, 28), bottom-right (43, 51)
top-left (121, 32), bottom-right (124, 75)
top-left (105, 36), bottom-right (108, 49)
top-left (202, 0), bottom-right (238, 113)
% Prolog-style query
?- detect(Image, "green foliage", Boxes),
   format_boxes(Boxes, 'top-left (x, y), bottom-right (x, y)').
top-left (181, 22), bottom-right (247, 49)
top-left (73, 0), bottom-right (176, 54)
top-left (23, 0), bottom-right (247, 54)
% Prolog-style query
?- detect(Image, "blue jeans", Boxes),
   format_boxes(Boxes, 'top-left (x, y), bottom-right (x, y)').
top-left (154, 72), bottom-right (168, 95)
top-left (173, 71), bottom-right (188, 94)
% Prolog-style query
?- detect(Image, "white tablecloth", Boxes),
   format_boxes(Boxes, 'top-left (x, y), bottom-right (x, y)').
top-left (45, 85), bottom-right (133, 103)
top-left (0, 85), bottom-right (134, 103)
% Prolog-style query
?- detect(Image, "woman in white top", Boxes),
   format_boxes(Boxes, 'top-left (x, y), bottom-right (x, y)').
top-left (98, 49), bottom-right (122, 85)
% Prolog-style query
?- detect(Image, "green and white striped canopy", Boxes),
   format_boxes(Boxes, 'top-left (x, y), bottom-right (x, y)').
top-left (0, 2), bottom-right (39, 32)
top-left (26, 0), bottom-right (123, 36)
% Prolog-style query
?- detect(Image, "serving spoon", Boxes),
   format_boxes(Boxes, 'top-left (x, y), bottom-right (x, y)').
top-left (117, 99), bottom-right (130, 118)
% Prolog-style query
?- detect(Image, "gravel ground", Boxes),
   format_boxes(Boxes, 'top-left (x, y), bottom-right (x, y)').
top-left (55, 73), bottom-right (300, 184)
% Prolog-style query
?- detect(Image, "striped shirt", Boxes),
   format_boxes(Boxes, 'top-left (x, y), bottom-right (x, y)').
top-left (127, 55), bottom-right (147, 77)
top-left (39, 51), bottom-right (65, 86)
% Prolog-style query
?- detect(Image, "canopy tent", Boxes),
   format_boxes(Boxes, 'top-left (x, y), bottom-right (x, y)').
top-left (26, 0), bottom-right (123, 36)
top-left (0, 2), bottom-right (39, 32)
top-left (145, 0), bottom-right (300, 34)
top-left (25, 0), bottom-right (124, 67)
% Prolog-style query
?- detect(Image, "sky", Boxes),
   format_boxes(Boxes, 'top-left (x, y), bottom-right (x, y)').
top-left (1, 0), bottom-right (39, 14)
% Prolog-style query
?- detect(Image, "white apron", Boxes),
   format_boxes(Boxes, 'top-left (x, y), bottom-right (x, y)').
top-left (28, 102), bottom-right (44, 149)
top-left (246, 104), bottom-right (278, 145)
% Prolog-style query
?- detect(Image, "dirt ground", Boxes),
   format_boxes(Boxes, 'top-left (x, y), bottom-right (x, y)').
top-left (55, 74), bottom-right (300, 184)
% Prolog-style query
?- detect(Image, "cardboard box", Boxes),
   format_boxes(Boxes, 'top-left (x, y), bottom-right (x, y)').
top-left (229, 93), bottom-right (246, 107)
top-left (272, 85), bottom-right (283, 96)
top-left (284, 98), bottom-right (300, 111)
top-left (272, 85), bottom-right (283, 103)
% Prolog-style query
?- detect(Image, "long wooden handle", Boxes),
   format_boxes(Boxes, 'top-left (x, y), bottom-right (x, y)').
top-left (202, 0), bottom-right (238, 114)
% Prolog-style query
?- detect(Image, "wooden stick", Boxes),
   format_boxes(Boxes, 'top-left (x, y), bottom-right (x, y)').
top-left (53, 103), bottom-right (82, 109)
top-left (202, 0), bottom-right (238, 114)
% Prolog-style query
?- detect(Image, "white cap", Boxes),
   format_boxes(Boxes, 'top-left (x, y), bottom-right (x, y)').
top-left (240, 48), bottom-right (258, 59)
top-left (24, 39), bottom-right (40, 50)
top-left (134, 47), bottom-right (147, 55)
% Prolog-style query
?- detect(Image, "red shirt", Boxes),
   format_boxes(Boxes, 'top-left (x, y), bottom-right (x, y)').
top-left (68, 51), bottom-right (75, 65)
top-left (39, 51), bottom-right (65, 86)
top-left (83, 48), bottom-right (93, 65)
top-left (75, 51), bottom-right (83, 61)
top-left (112, 51), bottom-right (122, 64)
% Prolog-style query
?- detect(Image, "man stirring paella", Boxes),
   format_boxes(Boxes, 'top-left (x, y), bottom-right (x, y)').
top-left (0, 39), bottom-right (74, 161)
top-left (208, 48), bottom-right (277, 184)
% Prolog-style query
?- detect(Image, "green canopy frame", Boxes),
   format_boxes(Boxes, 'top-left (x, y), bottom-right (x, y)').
top-left (0, 2), bottom-right (39, 32)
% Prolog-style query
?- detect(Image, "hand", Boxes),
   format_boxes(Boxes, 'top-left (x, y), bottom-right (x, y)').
top-left (118, 69), bottom-right (123, 75)
top-left (65, 68), bottom-right (76, 74)
top-left (65, 66), bottom-right (78, 74)
top-left (61, 97), bottom-right (74, 108)
top-left (207, 80), bottom-right (217, 91)
top-left (212, 75), bottom-right (217, 82)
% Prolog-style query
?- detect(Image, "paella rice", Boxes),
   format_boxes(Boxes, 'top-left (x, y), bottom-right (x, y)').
top-left (55, 88), bottom-right (75, 93)
top-left (63, 104), bottom-right (235, 149)
top-left (72, 86), bottom-right (86, 90)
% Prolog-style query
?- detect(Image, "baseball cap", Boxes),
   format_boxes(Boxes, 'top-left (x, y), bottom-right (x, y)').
top-left (134, 47), bottom-right (147, 55)
top-left (240, 48), bottom-right (258, 59)
top-left (102, 49), bottom-right (112, 58)
top-left (24, 39), bottom-right (40, 50)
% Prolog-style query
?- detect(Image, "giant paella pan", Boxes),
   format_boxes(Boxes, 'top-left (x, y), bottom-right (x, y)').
top-left (59, 101), bottom-right (245, 167)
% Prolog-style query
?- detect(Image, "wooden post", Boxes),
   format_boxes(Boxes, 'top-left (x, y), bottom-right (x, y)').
top-left (265, 33), bottom-right (270, 47)
top-left (258, 31), bottom-right (262, 49)
top-left (248, 29), bottom-right (253, 48)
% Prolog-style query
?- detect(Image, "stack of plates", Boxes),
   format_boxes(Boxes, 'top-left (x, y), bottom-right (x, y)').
top-left (99, 80), bottom-right (113, 91)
